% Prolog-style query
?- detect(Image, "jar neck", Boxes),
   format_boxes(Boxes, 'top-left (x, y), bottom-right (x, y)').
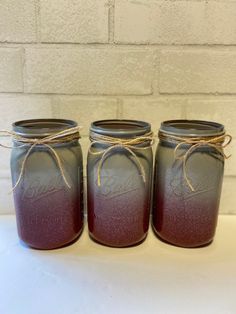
top-left (159, 120), bottom-right (225, 139)
top-left (12, 119), bottom-right (78, 139)
top-left (90, 119), bottom-right (151, 138)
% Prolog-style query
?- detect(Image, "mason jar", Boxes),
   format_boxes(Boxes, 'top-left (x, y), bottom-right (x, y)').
top-left (152, 120), bottom-right (229, 248)
top-left (87, 120), bottom-right (153, 247)
top-left (10, 119), bottom-right (83, 249)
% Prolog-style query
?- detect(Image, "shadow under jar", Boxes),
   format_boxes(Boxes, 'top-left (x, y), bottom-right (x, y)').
top-left (87, 120), bottom-right (153, 247)
top-left (11, 119), bottom-right (83, 249)
top-left (152, 120), bottom-right (227, 248)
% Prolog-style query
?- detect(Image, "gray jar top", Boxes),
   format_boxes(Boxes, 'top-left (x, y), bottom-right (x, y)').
top-left (12, 119), bottom-right (78, 138)
top-left (160, 120), bottom-right (225, 137)
top-left (90, 119), bottom-right (151, 138)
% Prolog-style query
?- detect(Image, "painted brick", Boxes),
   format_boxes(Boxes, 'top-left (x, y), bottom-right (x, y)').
top-left (115, 1), bottom-right (236, 45)
top-left (0, 178), bottom-right (14, 214)
top-left (220, 176), bottom-right (236, 215)
top-left (0, 138), bottom-right (11, 179)
top-left (185, 99), bottom-right (236, 136)
top-left (160, 50), bottom-right (236, 94)
top-left (0, 49), bottom-right (23, 92)
top-left (25, 48), bottom-right (154, 95)
top-left (0, 0), bottom-right (36, 42)
top-left (121, 98), bottom-right (186, 133)
top-left (115, 0), bottom-right (153, 44)
top-left (207, 1), bottom-right (236, 45)
top-left (0, 95), bottom-right (53, 130)
top-left (52, 97), bottom-right (118, 135)
top-left (40, 0), bottom-right (109, 43)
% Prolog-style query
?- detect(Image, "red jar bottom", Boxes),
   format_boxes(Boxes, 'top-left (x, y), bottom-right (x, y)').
top-left (89, 231), bottom-right (147, 248)
top-left (20, 228), bottom-right (83, 250)
top-left (14, 187), bottom-right (83, 250)
top-left (152, 225), bottom-right (214, 248)
top-left (88, 191), bottom-right (150, 247)
top-left (16, 214), bottom-right (83, 250)
top-left (152, 191), bottom-right (219, 248)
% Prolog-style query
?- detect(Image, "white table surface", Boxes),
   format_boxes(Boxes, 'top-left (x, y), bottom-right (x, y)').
top-left (0, 215), bottom-right (235, 314)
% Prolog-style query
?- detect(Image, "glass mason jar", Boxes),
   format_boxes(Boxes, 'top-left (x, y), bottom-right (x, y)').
top-left (87, 120), bottom-right (153, 247)
top-left (10, 119), bottom-right (83, 249)
top-left (152, 120), bottom-right (228, 248)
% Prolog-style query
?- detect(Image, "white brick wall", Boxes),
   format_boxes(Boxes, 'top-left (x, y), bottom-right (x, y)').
top-left (0, 0), bottom-right (36, 42)
top-left (115, 1), bottom-right (236, 44)
top-left (40, 0), bottom-right (109, 43)
top-left (0, 0), bottom-right (235, 214)
top-left (0, 95), bottom-right (53, 129)
top-left (0, 48), bottom-right (23, 92)
top-left (25, 48), bottom-right (154, 94)
top-left (159, 50), bottom-right (236, 94)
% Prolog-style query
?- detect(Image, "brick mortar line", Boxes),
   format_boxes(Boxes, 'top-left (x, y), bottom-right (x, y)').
top-left (108, 0), bottom-right (115, 43)
top-left (22, 48), bottom-right (27, 93)
top-left (2, 43), bottom-right (236, 50)
top-left (158, 92), bottom-right (236, 96)
top-left (155, 52), bottom-right (161, 96)
top-left (35, 0), bottom-right (41, 43)
top-left (0, 93), bottom-right (121, 98)
top-left (2, 92), bottom-right (236, 97)
top-left (181, 103), bottom-right (187, 120)
top-left (2, 93), bottom-right (236, 99)
top-left (0, 92), bottom-right (153, 97)
top-left (116, 98), bottom-right (123, 119)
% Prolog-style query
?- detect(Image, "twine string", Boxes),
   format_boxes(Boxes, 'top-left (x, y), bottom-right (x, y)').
top-left (89, 131), bottom-right (154, 186)
top-left (159, 132), bottom-right (232, 192)
top-left (0, 126), bottom-right (81, 191)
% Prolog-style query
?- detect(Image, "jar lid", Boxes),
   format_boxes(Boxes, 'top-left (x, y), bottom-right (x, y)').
top-left (90, 119), bottom-right (151, 138)
top-left (13, 119), bottom-right (78, 138)
top-left (160, 120), bottom-right (225, 137)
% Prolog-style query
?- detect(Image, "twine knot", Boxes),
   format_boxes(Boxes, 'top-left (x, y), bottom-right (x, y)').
top-left (89, 131), bottom-right (155, 186)
top-left (0, 126), bottom-right (81, 191)
top-left (159, 132), bottom-right (232, 192)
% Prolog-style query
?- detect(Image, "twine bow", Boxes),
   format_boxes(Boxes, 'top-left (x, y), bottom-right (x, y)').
top-left (0, 126), bottom-right (81, 191)
top-left (159, 132), bottom-right (232, 192)
top-left (89, 131), bottom-right (154, 186)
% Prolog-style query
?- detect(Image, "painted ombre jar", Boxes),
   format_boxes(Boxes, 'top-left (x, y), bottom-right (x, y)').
top-left (152, 120), bottom-right (231, 248)
top-left (87, 120), bottom-right (153, 247)
top-left (11, 119), bottom-right (83, 249)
